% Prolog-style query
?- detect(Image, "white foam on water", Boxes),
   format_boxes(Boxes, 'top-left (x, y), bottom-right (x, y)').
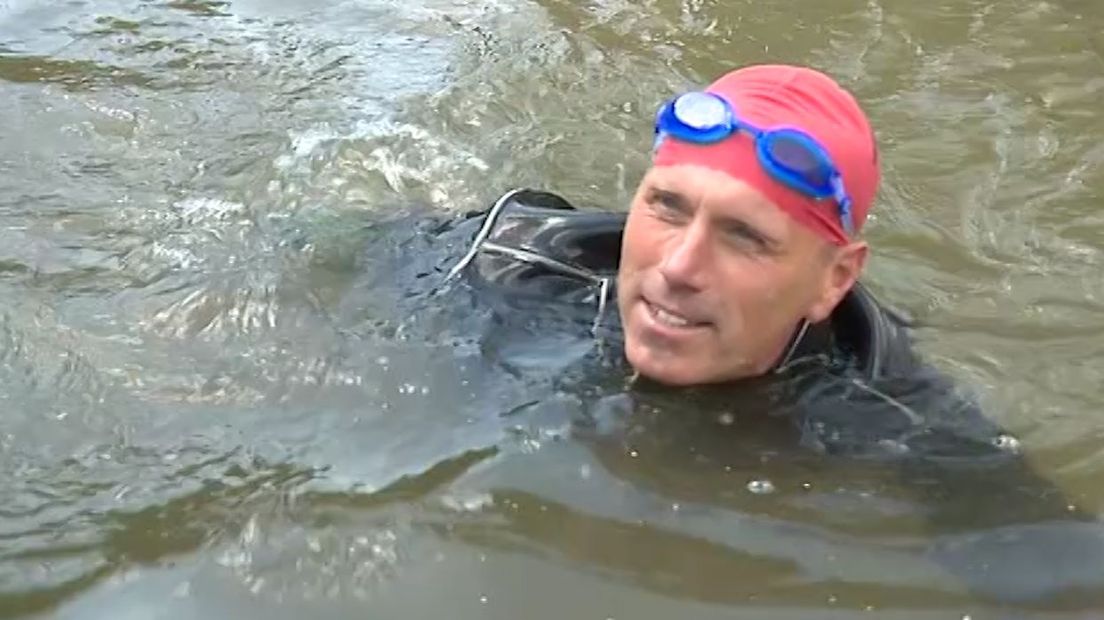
top-left (440, 492), bottom-right (495, 513)
top-left (273, 118), bottom-right (490, 211)
top-left (173, 197), bottom-right (246, 223)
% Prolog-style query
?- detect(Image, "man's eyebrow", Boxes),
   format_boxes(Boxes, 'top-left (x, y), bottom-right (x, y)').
top-left (649, 187), bottom-right (691, 211)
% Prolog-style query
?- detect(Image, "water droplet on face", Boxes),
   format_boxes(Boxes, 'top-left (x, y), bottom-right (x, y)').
top-left (746, 479), bottom-right (775, 495)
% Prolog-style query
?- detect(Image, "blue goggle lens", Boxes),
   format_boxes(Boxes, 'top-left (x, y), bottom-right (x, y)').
top-left (672, 92), bottom-right (728, 130)
top-left (762, 132), bottom-right (834, 191)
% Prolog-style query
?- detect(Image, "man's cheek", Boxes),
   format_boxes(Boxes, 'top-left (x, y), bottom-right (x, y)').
top-left (720, 301), bottom-right (747, 342)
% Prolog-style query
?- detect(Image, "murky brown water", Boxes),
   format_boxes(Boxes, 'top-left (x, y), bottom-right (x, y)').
top-left (2, 0), bottom-right (1104, 617)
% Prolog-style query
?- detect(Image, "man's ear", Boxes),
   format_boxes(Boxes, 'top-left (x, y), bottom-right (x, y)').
top-left (806, 241), bottom-right (867, 324)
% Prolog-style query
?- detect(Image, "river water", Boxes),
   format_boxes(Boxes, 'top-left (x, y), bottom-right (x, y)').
top-left (2, 0), bottom-right (1103, 617)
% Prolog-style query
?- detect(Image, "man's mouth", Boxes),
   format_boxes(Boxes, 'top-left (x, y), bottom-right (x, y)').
top-left (643, 298), bottom-right (709, 330)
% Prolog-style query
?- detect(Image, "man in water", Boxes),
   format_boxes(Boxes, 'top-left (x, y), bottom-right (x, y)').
top-left (449, 63), bottom-right (928, 418)
top-left (358, 62), bottom-right (1104, 606)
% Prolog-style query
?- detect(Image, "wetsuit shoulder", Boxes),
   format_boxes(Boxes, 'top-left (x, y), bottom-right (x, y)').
top-left (787, 282), bottom-right (1015, 460)
top-left (829, 282), bottom-right (920, 379)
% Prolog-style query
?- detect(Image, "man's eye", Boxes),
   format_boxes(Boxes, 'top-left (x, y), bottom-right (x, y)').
top-left (651, 193), bottom-right (686, 220)
top-left (723, 224), bottom-right (768, 251)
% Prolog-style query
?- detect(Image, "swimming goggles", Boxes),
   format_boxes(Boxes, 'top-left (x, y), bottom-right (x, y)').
top-left (655, 91), bottom-right (855, 237)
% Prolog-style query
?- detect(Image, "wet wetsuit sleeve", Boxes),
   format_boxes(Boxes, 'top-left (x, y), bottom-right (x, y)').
top-left (791, 358), bottom-right (1104, 607)
top-left (882, 370), bottom-right (1104, 607)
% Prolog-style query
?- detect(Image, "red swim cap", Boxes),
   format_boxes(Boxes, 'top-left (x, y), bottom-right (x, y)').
top-left (652, 65), bottom-right (880, 245)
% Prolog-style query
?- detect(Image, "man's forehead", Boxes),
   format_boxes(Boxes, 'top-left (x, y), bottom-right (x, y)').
top-left (644, 166), bottom-right (792, 229)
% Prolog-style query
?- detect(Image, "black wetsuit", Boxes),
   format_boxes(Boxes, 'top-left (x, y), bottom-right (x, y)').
top-left (360, 188), bottom-right (1104, 606)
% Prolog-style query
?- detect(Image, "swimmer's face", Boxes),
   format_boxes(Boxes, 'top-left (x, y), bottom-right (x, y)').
top-left (617, 165), bottom-right (866, 386)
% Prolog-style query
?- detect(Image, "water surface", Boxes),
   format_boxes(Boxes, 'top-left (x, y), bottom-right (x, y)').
top-left (2, 0), bottom-right (1103, 617)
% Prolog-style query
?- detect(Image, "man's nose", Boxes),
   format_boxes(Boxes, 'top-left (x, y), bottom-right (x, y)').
top-left (658, 220), bottom-right (710, 291)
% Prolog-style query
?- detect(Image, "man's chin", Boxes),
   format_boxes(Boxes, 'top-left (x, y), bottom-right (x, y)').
top-left (623, 341), bottom-right (709, 387)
